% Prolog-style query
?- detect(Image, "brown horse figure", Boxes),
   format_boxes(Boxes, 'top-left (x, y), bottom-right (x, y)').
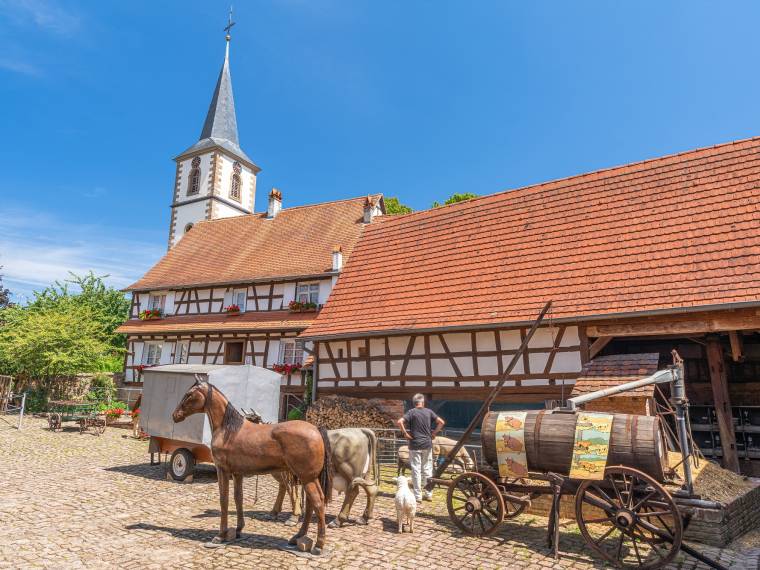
top-left (172, 376), bottom-right (332, 554)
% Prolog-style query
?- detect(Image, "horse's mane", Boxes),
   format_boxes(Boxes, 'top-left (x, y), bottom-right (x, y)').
top-left (206, 383), bottom-right (244, 443)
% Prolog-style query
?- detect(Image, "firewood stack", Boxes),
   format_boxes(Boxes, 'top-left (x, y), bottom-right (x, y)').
top-left (306, 395), bottom-right (402, 430)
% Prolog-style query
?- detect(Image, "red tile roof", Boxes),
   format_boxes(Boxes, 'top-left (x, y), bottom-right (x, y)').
top-left (304, 138), bottom-right (760, 339)
top-left (115, 311), bottom-right (314, 334)
top-left (570, 354), bottom-right (660, 397)
top-left (126, 195), bottom-right (382, 291)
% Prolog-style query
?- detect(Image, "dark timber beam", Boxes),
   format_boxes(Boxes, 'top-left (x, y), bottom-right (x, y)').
top-left (705, 335), bottom-right (740, 473)
top-left (588, 336), bottom-right (613, 360)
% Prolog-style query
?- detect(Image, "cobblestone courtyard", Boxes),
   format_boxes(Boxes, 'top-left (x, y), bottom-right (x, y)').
top-left (1, 418), bottom-right (759, 569)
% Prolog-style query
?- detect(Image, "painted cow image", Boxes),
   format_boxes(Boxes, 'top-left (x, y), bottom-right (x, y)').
top-left (501, 434), bottom-right (524, 452)
top-left (270, 427), bottom-right (379, 528)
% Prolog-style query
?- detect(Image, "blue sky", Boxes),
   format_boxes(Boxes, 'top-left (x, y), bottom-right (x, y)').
top-left (2, 1), bottom-right (760, 302)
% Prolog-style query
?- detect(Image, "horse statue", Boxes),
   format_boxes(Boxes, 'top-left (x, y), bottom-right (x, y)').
top-left (172, 376), bottom-right (332, 554)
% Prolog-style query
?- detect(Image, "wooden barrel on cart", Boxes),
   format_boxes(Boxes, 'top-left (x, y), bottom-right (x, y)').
top-left (481, 410), bottom-right (668, 482)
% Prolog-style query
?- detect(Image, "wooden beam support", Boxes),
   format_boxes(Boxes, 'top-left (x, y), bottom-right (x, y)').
top-left (705, 336), bottom-right (740, 473)
top-left (589, 336), bottom-right (613, 360)
top-left (728, 331), bottom-right (744, 363)
top-left (586, 308), bottom-right (760, 338)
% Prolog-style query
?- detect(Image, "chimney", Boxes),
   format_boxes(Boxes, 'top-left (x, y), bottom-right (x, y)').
top-left (332, 245), bottom-right (343, 271)
top-left (363, 195), bottom-right (377, 223)
top-left (267, 188), bottom-right (282, 218)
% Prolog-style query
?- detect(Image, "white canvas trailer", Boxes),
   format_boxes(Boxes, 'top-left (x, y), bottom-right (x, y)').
top-left (142, 364), bottom-right (281, 480)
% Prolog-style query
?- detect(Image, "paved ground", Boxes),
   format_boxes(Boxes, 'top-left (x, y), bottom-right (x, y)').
top-left (1, 418), bottom-right (759, 569)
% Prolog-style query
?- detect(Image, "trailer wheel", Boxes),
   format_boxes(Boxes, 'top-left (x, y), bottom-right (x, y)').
top-left (169, 449), bottom-right (195, 481)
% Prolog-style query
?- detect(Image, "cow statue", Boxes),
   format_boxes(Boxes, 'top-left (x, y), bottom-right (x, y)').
top-left (397, 436), bottom-right (475, 476)
top-left (268, 427), bottom-right (380, 528)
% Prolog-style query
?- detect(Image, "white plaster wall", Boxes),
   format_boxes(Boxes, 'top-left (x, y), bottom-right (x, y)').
top-left (216, 153), bottom-right (255, 211)
top-left (173, 201), bottom-right (208, 247)
top-left (178, 154), bottom-right (211, 200)
top-left (214, 201), bottom-right (246, 219)
top-left (316, 325), bottom-right (583, 382)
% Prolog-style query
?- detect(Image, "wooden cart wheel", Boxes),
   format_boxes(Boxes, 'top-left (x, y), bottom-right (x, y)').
top-left (501, 478), bottom-right (528, 519)
top-left (48, 413), bottom-right (61, 431)
top-left (447, 472), bottom-right (505, 537)
top-left (575, 466), bottom-right (682, 570)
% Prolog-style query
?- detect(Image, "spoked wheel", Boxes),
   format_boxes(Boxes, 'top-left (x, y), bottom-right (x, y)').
top-left (575, 466), bottom-right (682, 569)
top-left (447, 472), bottom-right (505, 537)
top-left (48, 413), bottom-right (61, 431)
top-left (501, 478), bottom-right (528, 519)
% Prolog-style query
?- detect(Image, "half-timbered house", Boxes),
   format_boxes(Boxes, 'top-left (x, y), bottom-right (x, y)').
top-left (115, 34), bottom-right (384, 408)
top-left (302, 138), bottom-right (760, 473)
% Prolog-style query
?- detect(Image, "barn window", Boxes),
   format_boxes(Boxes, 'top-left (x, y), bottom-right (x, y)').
top-left (148, 294), bottom-right (166, 311)
top-left (143, 342), bottom-right (163, 365)
top-left (174, 341), bottom-right (189, 364)
top-left (225, 341), bottom-right (244, 364)
top-left (279, 339), bottom-right (304, 365)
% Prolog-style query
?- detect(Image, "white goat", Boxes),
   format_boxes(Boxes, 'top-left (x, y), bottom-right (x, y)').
top-left (394, 475), bottom-right (417, 533)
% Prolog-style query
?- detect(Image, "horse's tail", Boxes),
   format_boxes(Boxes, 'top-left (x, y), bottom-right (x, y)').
top-left (318, 427), bottom-right (333, 503)
top-left (362, 427), bottom-right (379, 487)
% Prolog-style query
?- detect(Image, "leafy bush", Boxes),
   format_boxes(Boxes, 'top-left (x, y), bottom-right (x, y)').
top-left (287, 406), bottom-right (304, 421)
top-left (87, 373), bottom-right (117, 402)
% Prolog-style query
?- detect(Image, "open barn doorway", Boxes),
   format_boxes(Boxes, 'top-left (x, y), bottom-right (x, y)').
top-left (595, 333), bottom-right (760, 476)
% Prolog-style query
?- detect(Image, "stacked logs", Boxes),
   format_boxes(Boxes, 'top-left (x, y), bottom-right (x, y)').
top-left (305, 395), bottom-right (402, 430)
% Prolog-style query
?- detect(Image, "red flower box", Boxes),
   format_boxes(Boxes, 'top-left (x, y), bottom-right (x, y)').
top-left (139, 308), bottom-right (163, 320)
top-left (288, 301), bottom-right (318, 313)
top-left (224, 304), bottom-right (241, 315)
top-left (272, 363), bottom-right (303, 375)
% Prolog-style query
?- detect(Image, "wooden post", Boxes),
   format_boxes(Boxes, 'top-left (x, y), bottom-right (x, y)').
top-left (705, 335), bottom-right (740, 473)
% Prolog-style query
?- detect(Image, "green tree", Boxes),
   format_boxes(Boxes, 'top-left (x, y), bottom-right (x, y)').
top-left (0, 302), bottom-right (117, 378)
top-left (29, 271), bottom-right (129, 350)
top-left (383, 196), bottom-right (414, 215)
top-left (0, 267), bottom-right (11, 308)
top-left (432, 192), bottom-right (479, 208)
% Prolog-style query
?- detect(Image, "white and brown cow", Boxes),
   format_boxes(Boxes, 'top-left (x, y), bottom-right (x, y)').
top-left (269, 427), bottom-right (379, 528)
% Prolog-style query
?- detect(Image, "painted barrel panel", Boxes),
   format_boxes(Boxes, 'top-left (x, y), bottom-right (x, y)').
top-left (481, 410), bottom-right (667, 482)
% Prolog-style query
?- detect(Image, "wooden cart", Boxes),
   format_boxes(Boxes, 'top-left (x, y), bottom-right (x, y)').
top-left (47, 400), bottom-right (106, 435)
top-left (430, 302), bottom-right (725, 570)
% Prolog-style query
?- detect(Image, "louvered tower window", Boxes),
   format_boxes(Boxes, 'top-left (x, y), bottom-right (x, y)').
top-left (229, 161), bottom-right (242, 201)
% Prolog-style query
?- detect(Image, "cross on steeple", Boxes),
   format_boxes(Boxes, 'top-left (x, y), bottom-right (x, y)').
top-left (224, 6), bottom-right (235, 41)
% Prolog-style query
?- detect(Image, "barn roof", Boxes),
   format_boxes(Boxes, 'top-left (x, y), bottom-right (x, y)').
top-left (569, 354), bottom-right (661, 398)
top-left (303, 137), bottom-right (760, 339)
top-left (126, 195), bottom-right (381, 291)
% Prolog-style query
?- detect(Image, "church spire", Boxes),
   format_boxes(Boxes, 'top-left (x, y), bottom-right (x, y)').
top-left (199, 10), bottom-right (238, 146)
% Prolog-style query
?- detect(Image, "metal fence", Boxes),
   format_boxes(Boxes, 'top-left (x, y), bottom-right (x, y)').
top-left (372, 427), bottom-right (484, 469)
top-left (0, 375), bottom-right (26, 430)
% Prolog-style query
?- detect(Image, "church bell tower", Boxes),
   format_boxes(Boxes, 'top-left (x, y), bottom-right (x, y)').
top-left (167, 16), bottom-right (260, 249)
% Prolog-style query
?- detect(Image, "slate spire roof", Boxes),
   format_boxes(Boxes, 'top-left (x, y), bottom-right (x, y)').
top-left (177, 39), bottom-right (255, 166)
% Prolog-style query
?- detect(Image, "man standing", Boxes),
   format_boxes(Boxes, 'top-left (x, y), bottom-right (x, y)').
top-left (397, 393), bottom-right (445, 502)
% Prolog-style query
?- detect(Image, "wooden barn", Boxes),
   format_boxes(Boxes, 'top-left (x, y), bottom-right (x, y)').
top-left (301, 138), bottom-right (760, 474)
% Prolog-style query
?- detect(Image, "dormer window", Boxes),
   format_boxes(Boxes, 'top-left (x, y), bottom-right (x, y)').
top-left (229, 162), bottom-right (242, 201)
top-left (148, 293), bottom-right (166, 312)
top-left (297, 283), bottom-right (319, 305)
top-left (187, 156), bottom-right (201, 196)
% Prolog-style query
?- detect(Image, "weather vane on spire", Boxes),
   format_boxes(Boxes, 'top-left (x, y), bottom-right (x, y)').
top-left (224, 6), bottom-right (235, 41)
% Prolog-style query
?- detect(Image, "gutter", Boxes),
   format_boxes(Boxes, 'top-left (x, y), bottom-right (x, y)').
top-left (300, 300), bottom-right (760, 342)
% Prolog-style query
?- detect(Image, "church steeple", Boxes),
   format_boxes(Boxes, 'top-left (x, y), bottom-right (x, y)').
top-left (167, 12), bottom-right (260, 250)
top-left (199, 42), bottom-right (239, 147)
